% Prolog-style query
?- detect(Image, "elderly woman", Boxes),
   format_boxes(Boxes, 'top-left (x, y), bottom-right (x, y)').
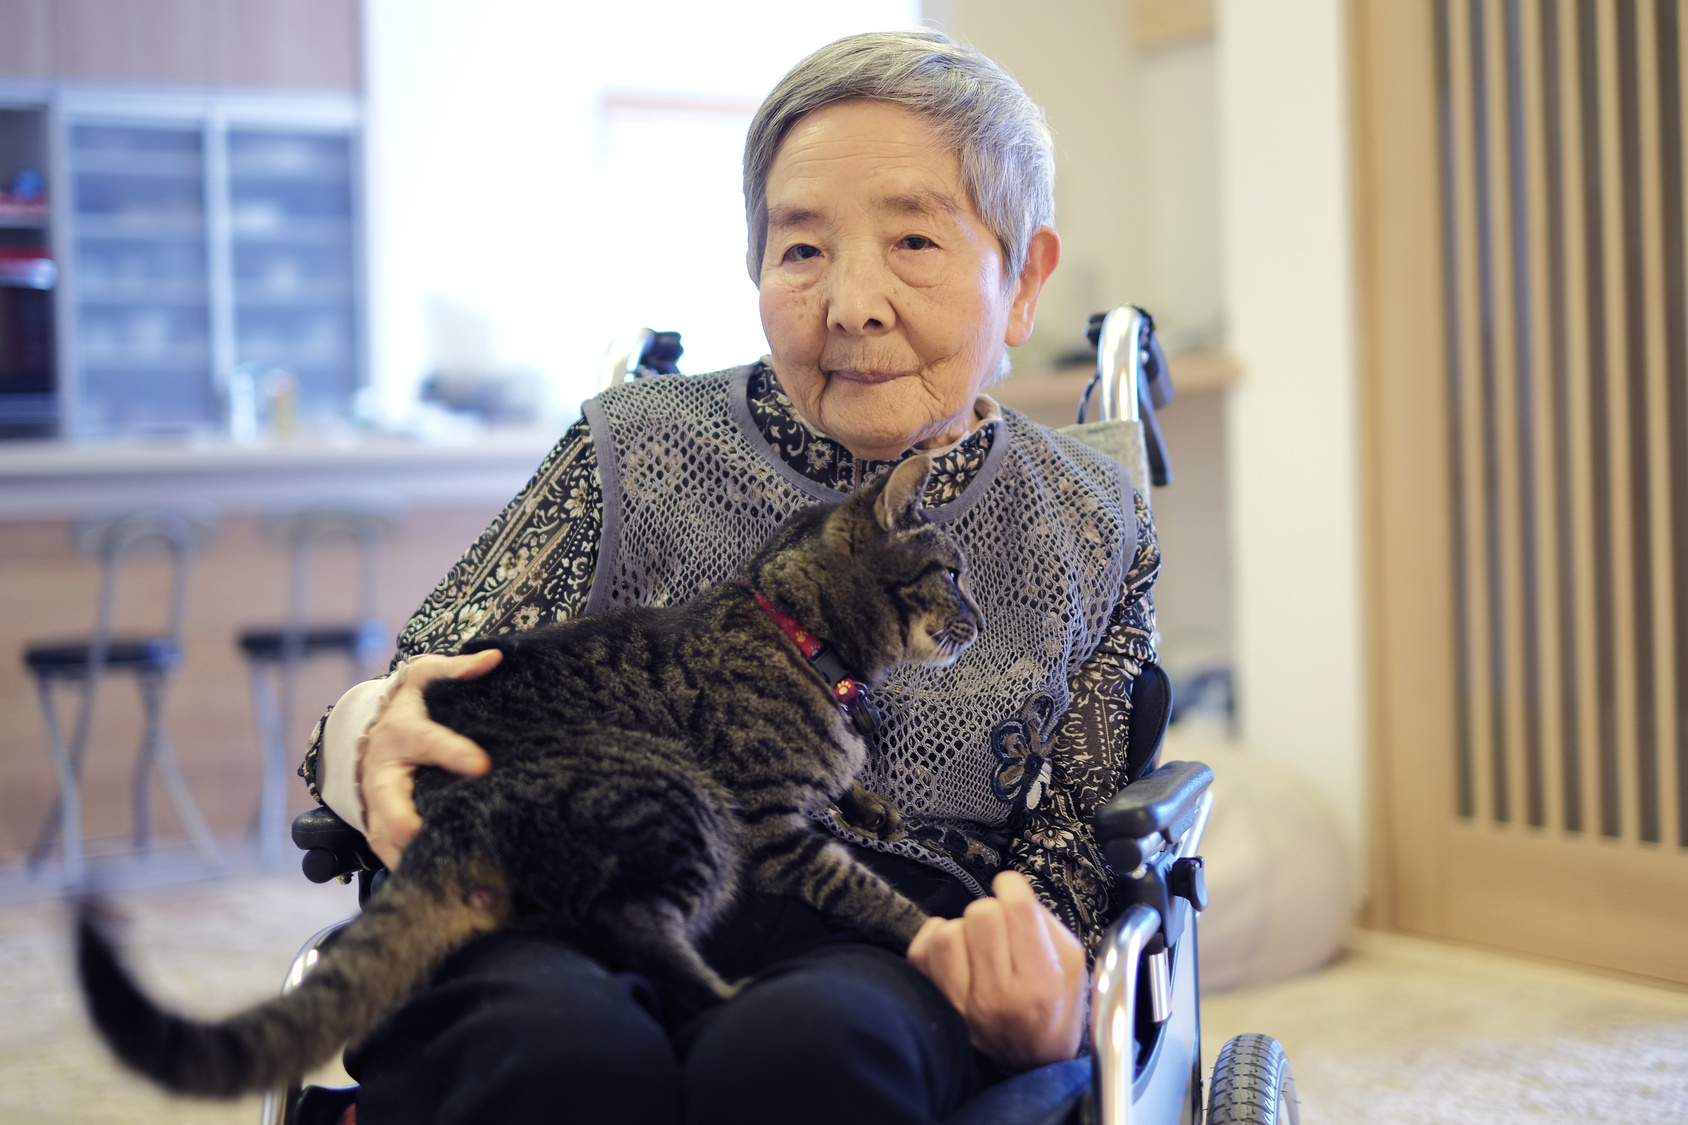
top-left (301, 29), bottom-right (1157, 1125)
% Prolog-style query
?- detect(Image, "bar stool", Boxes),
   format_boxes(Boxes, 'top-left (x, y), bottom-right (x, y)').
top-left (23, 503), bottom-right (222, 886)
top-left (239, 497), bottom-right (403, 862)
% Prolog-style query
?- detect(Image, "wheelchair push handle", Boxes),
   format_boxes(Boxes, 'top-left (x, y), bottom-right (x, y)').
top-left (1077, 306), bottom-right (1174, 488)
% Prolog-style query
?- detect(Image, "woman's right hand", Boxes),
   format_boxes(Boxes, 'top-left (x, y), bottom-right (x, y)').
top-left (360, 649), bottom-right (502, 870)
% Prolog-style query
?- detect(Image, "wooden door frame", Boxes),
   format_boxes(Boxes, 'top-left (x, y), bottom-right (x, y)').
top-left (1349, 0), bottom-right (1688, 984)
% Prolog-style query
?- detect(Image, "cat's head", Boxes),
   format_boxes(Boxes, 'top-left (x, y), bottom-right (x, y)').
top-left (745, 454), bottom-right (985, 684)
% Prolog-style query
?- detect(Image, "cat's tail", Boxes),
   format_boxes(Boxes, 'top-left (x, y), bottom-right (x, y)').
top-left (76, 865), bottom-right (509, 1098)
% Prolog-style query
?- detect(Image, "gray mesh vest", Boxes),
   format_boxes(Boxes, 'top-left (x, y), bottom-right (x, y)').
top-left (581, 366), bottom-right (1136, 882)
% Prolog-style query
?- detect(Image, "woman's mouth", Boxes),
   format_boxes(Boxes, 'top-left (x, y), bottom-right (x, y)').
top-left (828, 369), bottom-right (906, 385)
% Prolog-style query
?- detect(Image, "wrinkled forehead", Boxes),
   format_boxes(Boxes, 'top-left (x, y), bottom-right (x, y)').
top-left (758, 99), bottom-right (982, 226)
top-left (765, 102), bottom-right (969, 210)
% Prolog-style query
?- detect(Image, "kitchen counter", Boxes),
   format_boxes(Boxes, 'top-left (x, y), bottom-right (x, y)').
top-left (0, 429), bottom-right (563, 521)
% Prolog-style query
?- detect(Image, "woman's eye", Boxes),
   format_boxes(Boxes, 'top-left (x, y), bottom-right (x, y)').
top-left (783, 244), bottom-right (821, 262)
top-left (900, 235), bottom-right (935, 251)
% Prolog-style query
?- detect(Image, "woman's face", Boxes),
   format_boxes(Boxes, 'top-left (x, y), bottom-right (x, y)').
top-left (757, 99), bottom-right (1058, 461)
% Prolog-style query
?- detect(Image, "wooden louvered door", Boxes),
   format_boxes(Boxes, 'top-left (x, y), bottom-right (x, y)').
top-left (1353, 0), bottom-right (1688, 983)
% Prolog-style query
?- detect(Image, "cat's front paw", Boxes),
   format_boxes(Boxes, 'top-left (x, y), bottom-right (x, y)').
top-left (863, 898), bottom-right (931, 954)
top-left (837, 782), bottom-right (906, 841)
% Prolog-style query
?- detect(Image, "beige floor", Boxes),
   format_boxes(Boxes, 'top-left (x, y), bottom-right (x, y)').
top-left (0, 871), bottom-right (359, 1125)
top-left (1202, 932), bottom-right (1688, 1124)
top-left (2, 870), bottom-right (1685, 1124)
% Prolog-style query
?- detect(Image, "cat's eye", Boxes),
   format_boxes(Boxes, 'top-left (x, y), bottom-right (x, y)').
top-left (945, 567), bottom-right (960, 584)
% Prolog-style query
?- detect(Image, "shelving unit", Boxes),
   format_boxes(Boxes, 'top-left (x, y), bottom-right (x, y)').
top-left (70, 122), bottom-right (213, 433)
top-left (0, 87), bottom-right (363, 439)
top-left (0, 106), bottom-right (55, 438)
top-left (228, 129), bottom-right (358, 415)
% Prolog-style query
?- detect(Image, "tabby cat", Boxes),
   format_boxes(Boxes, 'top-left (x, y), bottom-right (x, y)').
top-left (77, 453), bottom-right (984, 1098)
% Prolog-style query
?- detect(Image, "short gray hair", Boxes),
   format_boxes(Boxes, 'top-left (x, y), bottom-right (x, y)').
top-left (743, 30), bottom-right (1055, 283)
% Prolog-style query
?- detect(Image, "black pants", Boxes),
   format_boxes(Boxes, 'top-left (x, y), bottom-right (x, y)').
top-left (346, 853), bottom-right (1000, 1124)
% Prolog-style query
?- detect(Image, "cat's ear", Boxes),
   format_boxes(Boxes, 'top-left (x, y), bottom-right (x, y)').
top-left (875, 454), bottom-right (933, 533)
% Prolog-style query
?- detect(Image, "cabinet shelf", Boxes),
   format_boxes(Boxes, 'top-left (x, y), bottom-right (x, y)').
top-left (0, 202), bottom-right (49, 228)
top-left (229, 219), bottom-right (352, 244)
top-left (234, 292), bottom-right (352, 309)
top-left (229, 165), bottom-right (351, 185)
top-left (79, 282), bottom-right (209, 304)
top-left (73, 154), bottom-right (203, 178)
top-left (80, 354), bottom-right (213, 373)
top-left (74, 216), bottom-right (205, 241)
top-left (6, 104), bottom-right (363, 439)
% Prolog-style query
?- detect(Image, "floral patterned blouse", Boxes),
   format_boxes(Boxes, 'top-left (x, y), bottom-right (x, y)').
top-left (301, 362), bottom-right (1160, 953)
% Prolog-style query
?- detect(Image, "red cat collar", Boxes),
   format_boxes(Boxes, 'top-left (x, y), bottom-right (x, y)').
top-left (745, 585), bottom-right (882, 739)
top-left (751, 590), bottom-right (863, 706)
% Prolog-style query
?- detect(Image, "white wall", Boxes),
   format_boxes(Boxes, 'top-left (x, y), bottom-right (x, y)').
top-left (361, 0), bottom-right (920, 425)
top-left (1217, 0), bottom-right (1366, 859)
top-left (923, 0), bottom-right (1150, 369)
top-left (1138, 37), bottom-right (1223, 352)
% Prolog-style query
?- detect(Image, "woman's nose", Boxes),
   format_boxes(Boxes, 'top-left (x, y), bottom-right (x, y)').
top-left (825, 251), bottom-right (896, 335)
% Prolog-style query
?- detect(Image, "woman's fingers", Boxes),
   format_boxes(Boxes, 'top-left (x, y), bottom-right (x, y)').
top-left (967, 874), bottom-right (1060, 1058)
top-left (374, 699), bottom-right (494, 777)
top-left (357, 648), bottom-right (503, 869)
top-left (403, 649), bottom-right (504, 700)
top-left (906, 870), bottom-right (1088, 1071)
top-left (906, 914), bottom-right (943, 972)
top-left (908, 916), bottom-right (972, 1013)
top-left (960, 893), bottom-right (1014, 991)
top-left (993, 870), bottom-right (1065, 978)
top-left (361, 755), bottom-right (422, 870)
top-left (363, 718), bottom-right (493, 865)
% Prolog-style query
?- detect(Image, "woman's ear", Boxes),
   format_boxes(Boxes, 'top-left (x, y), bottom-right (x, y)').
top-left (1005, 227), bottom-right (1061, 348)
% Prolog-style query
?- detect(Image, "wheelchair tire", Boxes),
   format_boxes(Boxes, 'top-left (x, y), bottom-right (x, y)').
top-left (1205, 1033), bottom-right (1299, 1125)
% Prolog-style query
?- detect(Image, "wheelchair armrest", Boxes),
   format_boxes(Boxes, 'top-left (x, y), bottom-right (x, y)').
top-left (291, 806), bottom-right (383, 882)
top-left (1096, 760), bottom-right (1213, 872)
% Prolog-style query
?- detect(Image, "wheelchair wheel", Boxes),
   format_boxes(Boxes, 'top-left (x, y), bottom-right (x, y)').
top-left (1206, 1033), bottom-right (1299, 1125)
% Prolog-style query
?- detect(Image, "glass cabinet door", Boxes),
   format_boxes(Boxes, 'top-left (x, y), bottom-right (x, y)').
top-left (69, 123), bottom-right (212, 434)
top-left (228, 130), bottom-right (358, 424)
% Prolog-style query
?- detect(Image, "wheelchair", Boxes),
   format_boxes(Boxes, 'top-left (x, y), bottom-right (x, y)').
top-left (266, 309), bottom-right (1299, 1125)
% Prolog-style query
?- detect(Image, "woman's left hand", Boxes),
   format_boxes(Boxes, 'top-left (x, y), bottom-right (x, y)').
top-left (907, 869), bottom-right (1088, 1071)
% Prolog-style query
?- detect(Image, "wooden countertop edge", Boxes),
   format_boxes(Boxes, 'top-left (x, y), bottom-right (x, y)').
top-left (993, 349), bottom-right (1242, 425)
top-left (0, 429), bottom-right (565, 521)
top-left (0, 430), bottom-right (562, 480)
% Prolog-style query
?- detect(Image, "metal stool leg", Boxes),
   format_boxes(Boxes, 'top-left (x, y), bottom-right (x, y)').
top-left (133, 707), bottom-right (153, 853)
top-left (29, 662), bottom-right (102, 869)
top-left (139, 670), bottom-right (224, 873)
top-left (248, 659), bottom-right (289, 864)
top-left (29, 675), bottom-right (86, 886)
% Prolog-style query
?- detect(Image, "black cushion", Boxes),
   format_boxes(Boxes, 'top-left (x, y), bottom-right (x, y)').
top-left (238, 623), bottom-right (382, 663)
top-left (24, 637), bottom-right (179, 676)
top-left (1124, 662), bottom-right (1174, 782)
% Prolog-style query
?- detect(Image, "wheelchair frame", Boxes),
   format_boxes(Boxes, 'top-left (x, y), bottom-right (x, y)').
top-left (263, 307), bottom-right (1295, 1125)
top-left (268, 723), bottom-right (1227, 1125)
